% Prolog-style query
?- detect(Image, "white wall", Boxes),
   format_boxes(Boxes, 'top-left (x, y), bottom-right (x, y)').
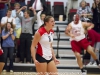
top-left (47, 0), bottom-right (94, 8)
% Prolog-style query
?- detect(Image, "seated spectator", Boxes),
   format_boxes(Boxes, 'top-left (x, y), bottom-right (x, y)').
top-left (2, 21), bottom-right (16, 73)
top-left (92, 0), bottom-right (100, 33)
top-left (11, 3), bottom-right (23, 57)
top-left (16, 6), bottom-right (37, 63)
top-left (77, 0), bottom-right (92, 22)
top-left (1, 9), bottom-right (16, 29)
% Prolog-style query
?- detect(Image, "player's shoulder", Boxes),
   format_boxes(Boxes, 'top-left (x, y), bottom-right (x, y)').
top-left (37, 27), bottom-right (46, 36)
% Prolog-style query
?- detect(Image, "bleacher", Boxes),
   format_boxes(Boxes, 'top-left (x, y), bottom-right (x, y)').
top-left (1, 0), bottom-right (100, 74)
top-left (6, 21), bottom-right (99, 74)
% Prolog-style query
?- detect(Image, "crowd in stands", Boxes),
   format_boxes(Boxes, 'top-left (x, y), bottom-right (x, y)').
top-left (0, 0), bottom-right (100, 73)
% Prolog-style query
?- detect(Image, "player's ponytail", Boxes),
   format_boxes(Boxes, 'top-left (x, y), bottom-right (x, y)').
top-left (39, 16), bottom-right (53, 28)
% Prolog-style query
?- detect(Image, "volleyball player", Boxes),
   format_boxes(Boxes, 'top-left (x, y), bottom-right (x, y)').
top-left (31, 16), bottom-right (59, 75)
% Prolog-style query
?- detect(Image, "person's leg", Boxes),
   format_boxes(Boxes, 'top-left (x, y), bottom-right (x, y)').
top-left (0, 54), bottom-right (5, 74)
top-left (8, 47), bottom-right (14, 71)
top-left (89, 44), bottom-right (96, 64)
top-left (95, 42), bottom-right (100, 61)
top-left (74, 52), bottom-right (86, 73)
top-left (47, 60), bottom-right (58, 75)
top-left (2, 47), bottom-right (8, 71)
top-left (0, 62), bottom-right (5, 74)
top-left (66, 0), bottom-right (73, 20)
top-left (71, 41), bottom-right (86, 73)
top-left (20, 34), bottom-right (26, 63)
top-left (87, 45), bottom-right (100, 66)
top-left (26, 34), bottom-right (32, 63)
top-left (35, 54), bottom-right (48, 75)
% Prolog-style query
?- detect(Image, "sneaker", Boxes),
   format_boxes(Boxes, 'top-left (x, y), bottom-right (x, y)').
top-left (10, 70), bottom-right (13, 72)
top-left (82, 72), bottom-right (87, 75)
top-left (10, 70), bottom-right (14, 74)
top-left (2, 69), bottom-right (6, 72)
top-left (98, 64), bottom-right (100, 69)
top-left (87, 62), bottom-right (93, 66)
top-left (2, 70), bottom-right (7, 74)
top-left (93, 62), bottom-right (96, 66)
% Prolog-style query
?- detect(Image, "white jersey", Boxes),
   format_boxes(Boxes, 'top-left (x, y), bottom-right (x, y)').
top-left (70, 20), bottom-right (85, 41)
top-left (36, 27), bottom-right (54, 60)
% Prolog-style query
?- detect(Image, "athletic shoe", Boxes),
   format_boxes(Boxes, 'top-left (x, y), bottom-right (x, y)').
top-left (82, 72), bottom-right (87, 75)
top-left (98, 64), bottom-right (100, 69)
top-left (87, 62), bottom-right (93, 66)
top-left (10, 70), bottom-right (14, 74)
top-left (93, 62), bottom-right (96, 66)
top-left (3, 69), bottom-right (6, 72)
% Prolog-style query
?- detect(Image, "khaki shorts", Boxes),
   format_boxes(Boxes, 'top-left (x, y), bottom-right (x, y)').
top-left (15, 28), bottom-right (21, 38)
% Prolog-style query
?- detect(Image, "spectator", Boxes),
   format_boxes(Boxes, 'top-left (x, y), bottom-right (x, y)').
top-left (92, 0), bottom-right (100, 33)
top-left (17, 0), bottom-right (26, 7)
top-left (66, 0), bottom-right (78, 20)
top-left (77, 0), bottom-right (92, 22)
top-left (85, 29), bottom-right (100, 65)
top-left (37, 10), bottom-right (46, 28)
top-left (0, 0), bottom-right (8, 21)
top-left (2, 21), bottom-right (16, 73)
top-left (1, 9), bottom-right (16, 28)
top-left (11, 3), bottom-right (23, 57)
top-left (16, 6), bottom-right (37, 63)
top-left (28, 0), bottom-right (48, 16)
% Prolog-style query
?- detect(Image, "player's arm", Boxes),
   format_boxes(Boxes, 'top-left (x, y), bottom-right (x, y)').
top-left (65, 24), bottom-right (74, 38)
top-left (82, 22), bottom-right (94, 30)
top-left (31, 32), bottom-right (41, 61)
top-left (50, 43), bottom-right (60, 65)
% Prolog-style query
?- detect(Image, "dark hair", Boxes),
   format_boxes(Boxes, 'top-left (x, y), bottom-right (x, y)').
top-left (39, 16), bottom-right (53, 28)
top-left (5, 19), bottom-right (14, 33)
top-left (24, 10), bottom-right (31, 15)
top-left (7, 9), bottom-right (12, 13)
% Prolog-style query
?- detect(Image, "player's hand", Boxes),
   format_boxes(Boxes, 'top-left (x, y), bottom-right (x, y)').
top-left (54, 58), bottom-right (60, 65)
top-left (34, 59), bottom-right (40, 65)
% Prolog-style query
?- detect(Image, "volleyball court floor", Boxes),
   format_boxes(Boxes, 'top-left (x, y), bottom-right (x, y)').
top-left (0, 72), bottom-right (100, 75)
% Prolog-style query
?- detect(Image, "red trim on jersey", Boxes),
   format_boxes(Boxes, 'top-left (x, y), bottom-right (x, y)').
top-left (38, 27), bottom-right (54, 36)
top-left (36, 43), bottom-right (43, 56)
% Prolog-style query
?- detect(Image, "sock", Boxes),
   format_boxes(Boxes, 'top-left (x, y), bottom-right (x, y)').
top-left (95, 59), bottom-right (99, 65)
top-left (81, 68), bottom-right (85, 73)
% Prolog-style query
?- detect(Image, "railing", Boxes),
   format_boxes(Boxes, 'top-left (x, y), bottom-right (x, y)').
top-left (56, 26), bottom-right (60, 58)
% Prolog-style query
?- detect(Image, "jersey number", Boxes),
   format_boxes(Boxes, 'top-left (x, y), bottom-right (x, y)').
top-left (48, 36), bottom-right (51, 42)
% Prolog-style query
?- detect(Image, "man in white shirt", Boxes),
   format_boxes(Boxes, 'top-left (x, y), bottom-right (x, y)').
top-left (1, 9), bottom-right (16, 28)
top-left (28, 0), bottom-right (47, 16)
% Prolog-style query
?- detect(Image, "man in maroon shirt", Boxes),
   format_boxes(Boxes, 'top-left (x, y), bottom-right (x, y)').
top-left (0, 0), bottom-right (8, 21)
top-left (86, 29), bottom-right (100, 65)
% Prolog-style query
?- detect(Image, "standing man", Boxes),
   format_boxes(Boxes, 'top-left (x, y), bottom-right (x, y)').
top-left (28, 0), bottom-right (48, 16)
top-left (0, 0), bottom-right (8, 21)
top-left (65, 14), bottom-right (100, 75)
top-left (28, 0), bottom-right (47, 35)
top-left (66, 0), bottom-right (78, 21)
